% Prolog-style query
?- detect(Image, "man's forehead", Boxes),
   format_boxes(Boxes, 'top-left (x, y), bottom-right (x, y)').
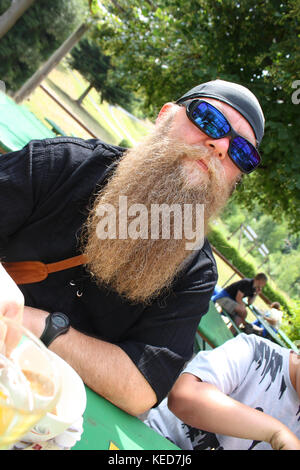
top-left (200, 97), bottom-right (257, 145)
top-left (255, 278), bottom-right (266, 284)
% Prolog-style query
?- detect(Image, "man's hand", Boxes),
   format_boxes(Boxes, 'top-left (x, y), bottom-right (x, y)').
top-left (0, 264), bottom-right (24, 354)
top-left (0, 264), bottom-right (24, 321)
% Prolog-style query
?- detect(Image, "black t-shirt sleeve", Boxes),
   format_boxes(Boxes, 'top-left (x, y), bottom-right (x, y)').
top-left (119, 243), bottom-right (218, 405)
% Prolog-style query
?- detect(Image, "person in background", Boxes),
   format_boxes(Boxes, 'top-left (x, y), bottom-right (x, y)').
top-left (144, 334), bottom-right (300, 450)
top-left (212, 273), bottom-right (268, 331)
top-left (252, 302), bottom-right (283, 339)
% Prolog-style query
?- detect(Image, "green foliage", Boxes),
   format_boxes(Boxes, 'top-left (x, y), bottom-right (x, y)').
top-left (118, 138), bottom-right (132, 148)
top-left (207, 226), bottom-right (293, 316)
top-left (282, 300), bottom-right (300, 342)
top-left (93, 0), bottom-right (300, 233)
top-left (69, 38), bottom-right (111, 90)
top-left (0, 0), bottom-right (88, 91)
top-left (208, 227), bottom-right (256, 278)
top-left (68, 37), bottom-right (133, 110)
top-left (271, 251), bottom-right (300, 299)
top-left (220, 198), bottom-right (300, 300)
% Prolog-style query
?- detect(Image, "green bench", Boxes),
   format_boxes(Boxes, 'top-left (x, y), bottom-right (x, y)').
top-left (196, 301), bottom-right (235, 350)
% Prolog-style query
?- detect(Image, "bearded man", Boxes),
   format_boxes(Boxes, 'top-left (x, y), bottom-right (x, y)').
top-left (0, 80), bottom-right (264, 416)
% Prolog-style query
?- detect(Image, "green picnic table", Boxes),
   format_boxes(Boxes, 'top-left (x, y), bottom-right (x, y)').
top-left (73, 387), bottom-right (180, 450)
top-left (0, 91), bottom-right (54, 153)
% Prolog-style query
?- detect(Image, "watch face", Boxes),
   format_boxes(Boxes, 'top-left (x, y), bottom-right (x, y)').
top-left (53, 314), bottom-right (68, 328)
top-left (40, 313), bottom-right (70, 347)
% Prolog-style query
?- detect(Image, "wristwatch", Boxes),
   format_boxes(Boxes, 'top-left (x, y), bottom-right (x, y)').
top-left (40, 312), bottom-right (70, 347)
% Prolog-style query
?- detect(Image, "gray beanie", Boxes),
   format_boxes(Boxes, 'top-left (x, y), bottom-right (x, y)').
top-left (176, 79), bottom-right (265, 145)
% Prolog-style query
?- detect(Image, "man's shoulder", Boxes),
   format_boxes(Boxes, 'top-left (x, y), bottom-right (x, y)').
top-left (231, 277), bottom-right (253, 289)
top-left (234, 277), bottom-right (251, 284)
top-left (184, 238), bottom-right (216, 270)
top-left (176, 239), bottom-right (218, 289)
top-left (29, 136), bottom-right (125, 159)
top-left (24, 137), bottom-right (125, 181)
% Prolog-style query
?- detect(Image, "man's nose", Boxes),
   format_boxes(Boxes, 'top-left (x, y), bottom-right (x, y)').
top-left (204, 136), bottom-right (230, 160)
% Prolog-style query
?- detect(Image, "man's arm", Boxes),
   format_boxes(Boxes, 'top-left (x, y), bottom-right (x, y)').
top-left (235, 289), bottom-right (247, 305)
top-left (0, 263), bottom-right (24, 320)
top-left (23, 306), bottom-right (157, 416)
top-left (168, 373), bottom-right (300, 450)
top-left (0, 266), bottom-right (157, 416)
top-left (247, 292), bottom-right (257, 305)
top-left (0, 263), bottom-right (24, 354)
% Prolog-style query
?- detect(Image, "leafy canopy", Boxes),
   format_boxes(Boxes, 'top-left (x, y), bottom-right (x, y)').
top-left (91, 0), bottom-right (300, 233)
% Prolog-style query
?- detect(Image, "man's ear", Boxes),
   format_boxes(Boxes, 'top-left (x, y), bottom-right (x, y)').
top-left (155, 102), bottom-right (176, 125)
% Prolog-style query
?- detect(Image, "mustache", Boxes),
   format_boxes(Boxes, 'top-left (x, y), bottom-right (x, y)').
top-left (178, 143), bottom-right (226, 179)
top-left (181, 145), bottom-right (215, 162)
top-left (166, 139), bottom-right (222, 166)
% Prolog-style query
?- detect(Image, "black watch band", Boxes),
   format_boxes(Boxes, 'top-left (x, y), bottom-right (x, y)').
top-left (40, 312), bottom-right (70, 347)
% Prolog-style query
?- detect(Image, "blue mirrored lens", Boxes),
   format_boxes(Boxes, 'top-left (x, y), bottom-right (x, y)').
top-left (191, 102), bottom-right (230, 138)
top-left (230, 136), bottom-right (260, 173)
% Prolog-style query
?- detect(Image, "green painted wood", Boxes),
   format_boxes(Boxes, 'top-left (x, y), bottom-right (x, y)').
top-left (44, 118), bottom-right (67, 136)
top-left (197, 301), bottom-right (234, 348)
top-left (74, 387), bottom-right (180, 450)
top-left (0, 91), bottom-right (54, 153)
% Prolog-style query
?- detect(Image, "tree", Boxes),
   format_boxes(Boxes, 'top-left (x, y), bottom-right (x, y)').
top-left (91, 0), bottom-right (300, 233)
top-left (68, 37), bottom-right (134, 110)
top-left (0, 0), bottom-right (36, 39)
top-left (0, 0), bottom-right (88, 92)
top-left (270, 250), bottom-right (300, 299)
top-left (14, 22), bottom-right (90, 103)
top-left (219, 198), bottom-right (300, 301)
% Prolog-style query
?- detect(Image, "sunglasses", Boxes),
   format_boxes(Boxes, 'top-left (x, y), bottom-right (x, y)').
top-left (182, 100), bottom-right (261, 174)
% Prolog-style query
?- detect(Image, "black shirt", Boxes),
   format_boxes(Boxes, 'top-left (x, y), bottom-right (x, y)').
top-left (225, 278), bottom-right (256, 300)
top-left (0, 137), bottom-right (218, 404)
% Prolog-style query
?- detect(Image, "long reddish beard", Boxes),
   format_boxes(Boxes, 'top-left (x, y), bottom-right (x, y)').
top-left (82, 110), bottom-right (237, 304)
